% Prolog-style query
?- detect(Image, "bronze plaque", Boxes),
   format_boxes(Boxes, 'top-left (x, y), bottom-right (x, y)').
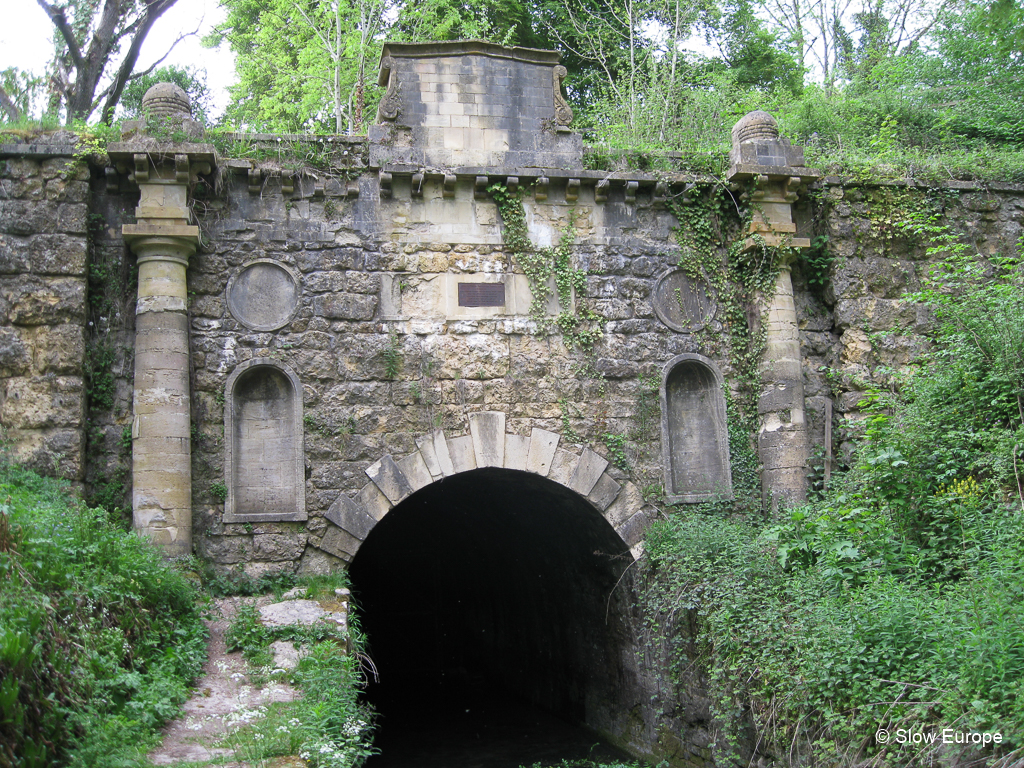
top-left (458, 282), bottom-right (505, 308)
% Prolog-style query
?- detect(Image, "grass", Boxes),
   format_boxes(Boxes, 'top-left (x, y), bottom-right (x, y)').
top-left (0, 457), bottom-right (208, 768)
top-left (0, 448), bottom-right (373, 768)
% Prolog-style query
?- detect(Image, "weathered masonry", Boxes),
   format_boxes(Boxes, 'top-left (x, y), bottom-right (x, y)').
top-left (3, 40), bottom-right (1023, 766)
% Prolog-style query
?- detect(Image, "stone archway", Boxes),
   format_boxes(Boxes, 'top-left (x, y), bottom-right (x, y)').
top-left (315, 411), bottom-right (651, 566)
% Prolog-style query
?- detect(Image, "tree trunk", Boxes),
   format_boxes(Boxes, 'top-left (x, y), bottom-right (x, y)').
top-left (37, 0), bottom-right (179, 124)
top-left (659, 0), bottom-right (683, 143)
top-left (0, 86), bottom-right (22, 122)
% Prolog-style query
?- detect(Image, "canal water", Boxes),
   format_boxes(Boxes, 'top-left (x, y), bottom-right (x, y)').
top-left (363, 682), bottom-right (637, 767)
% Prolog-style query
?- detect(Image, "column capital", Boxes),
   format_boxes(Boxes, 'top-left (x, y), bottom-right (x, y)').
top-left (123, 227), bottom-right (200, 265)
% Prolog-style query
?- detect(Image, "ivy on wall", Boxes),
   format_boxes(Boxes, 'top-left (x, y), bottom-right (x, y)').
top-left (488, 182), bottom-right (602, 353)
top-left (84, 206), bottom-right (138, 525)
top-left (666, 185), bottom-right (792, 514)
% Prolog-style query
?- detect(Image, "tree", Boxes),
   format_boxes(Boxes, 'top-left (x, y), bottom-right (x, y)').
top-left (757, 0), bottom-right (810, 75)
top-left (919, 0), bottom-right (1024, 144)
top-left (391, 0), bottom-right (550, 47)
top-left (391, 0), bottom-right (498, 41)
top-left (208, 0), bottom-right (388, 133)
top-left (0, 68), bottom-right (46, 122)
top-left (209, 0), bottom-right (552, 134)
top-left (538, 0), bottom-right (689, 138)
top-left (34, 0), bottom-right (198, 124)
top-left (703, 0), bottom-right (803, 93)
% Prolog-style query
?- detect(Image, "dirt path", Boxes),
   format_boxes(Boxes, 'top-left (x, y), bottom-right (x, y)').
top-left (148, 596), bottom-right (300, 767)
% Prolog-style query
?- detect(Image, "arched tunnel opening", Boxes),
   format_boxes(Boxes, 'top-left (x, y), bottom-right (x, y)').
top-left (349, 467), bottom-right (642, 766)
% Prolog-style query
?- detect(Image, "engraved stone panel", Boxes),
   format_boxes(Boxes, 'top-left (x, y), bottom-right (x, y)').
top-left (225, 360), bottom-right (305, 522)
top-left (652, 268), bottom-right (715, 333)
top-left (661, 354), bottom-right (732, 503)
top-left (227, 259), bottom-right (301, 331)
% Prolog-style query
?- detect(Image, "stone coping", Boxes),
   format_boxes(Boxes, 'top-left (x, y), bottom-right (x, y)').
top-left (5, 141), bottom-right (1019, 193)
top-left (728, 163), bottom-right (820, 182)
top-left (818, 176), bottom-right (1024, 192)
top-left (316, 412), bottom-right (651, 565)
top-left (107, 142), bottom-right (217, 164)
top-left (0, 143), bottom-right (79, 158)
top-left (376, 163), bottom-right (718, 184)
top-left (378, 40), bottom-right (562, 86)
top-left (217, 132), bottom-right (367, 144)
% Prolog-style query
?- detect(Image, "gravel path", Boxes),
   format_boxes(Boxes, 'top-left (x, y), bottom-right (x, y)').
top-left (148, 596), bottom-right (300, 768)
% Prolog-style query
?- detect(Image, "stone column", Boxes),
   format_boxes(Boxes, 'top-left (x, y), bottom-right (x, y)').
top-left (128, 233), bottom-right (195, 555)
top-left (759, 261), bottom-right (807, 504)
top-left (728, 111), bottom-right (820, 506)
top-left (109, 84), bottom-right (213, 556)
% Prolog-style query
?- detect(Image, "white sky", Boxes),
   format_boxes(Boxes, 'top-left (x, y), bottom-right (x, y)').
top-left (0, 0), bottom-right (237, 120)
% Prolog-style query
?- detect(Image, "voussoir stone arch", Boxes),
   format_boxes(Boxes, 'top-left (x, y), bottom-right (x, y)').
top-left (317, 411), bottom-right (651, 565)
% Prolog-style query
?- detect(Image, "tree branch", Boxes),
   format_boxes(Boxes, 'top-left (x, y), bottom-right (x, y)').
top-left (0, 85), bottom-right (22, 122)
top-left (99, 0), bottom-right (181, 123)
top-left (290, 0), bottom-right (337, 59)
top-left (35, 0), bottom-right (86, 72)
top-left (901, 0), bottom-right (952, 52)
top-left (96, 23), bottom-right (201, 108)
top-left (81, 0), bottom-right (129, 108)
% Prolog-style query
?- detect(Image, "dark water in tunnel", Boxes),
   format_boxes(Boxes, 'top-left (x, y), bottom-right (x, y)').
top-left (363, 681), bottom-right (636, 768)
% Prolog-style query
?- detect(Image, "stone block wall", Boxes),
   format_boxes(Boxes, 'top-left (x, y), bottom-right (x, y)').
top-left (796, 179), bottom-right (1024, 466)
top-left (0, 138), bottom-right (90, 481)
top-left (370, 41), bottom-right (581, 170)
top-left (3, 135), bottom-right (1023, 550)
top-left (187, 166), bottom-right (702, 577)
top-left (4, 125), bottom-right (1024, 768)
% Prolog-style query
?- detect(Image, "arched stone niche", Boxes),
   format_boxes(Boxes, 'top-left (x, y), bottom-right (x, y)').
top-left (660, 353), bottom-right (733, 503)
top-left (224, 359), bottom-right (306, 523)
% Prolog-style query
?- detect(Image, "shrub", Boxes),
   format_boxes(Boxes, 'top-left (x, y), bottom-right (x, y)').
top-left (0, 461), bottom-right (207, 768)
top-left (637, 237), bottom-right (1024, 765)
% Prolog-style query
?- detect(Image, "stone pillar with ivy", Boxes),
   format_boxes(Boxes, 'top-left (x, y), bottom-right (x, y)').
top-left (108, 84), bottom-right (214, 556)
top-left (728, 111), bottom-right (820, 506)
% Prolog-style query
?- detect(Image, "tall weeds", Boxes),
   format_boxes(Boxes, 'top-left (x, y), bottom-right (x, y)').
top-left (0, 461), bottom-right (207, 768)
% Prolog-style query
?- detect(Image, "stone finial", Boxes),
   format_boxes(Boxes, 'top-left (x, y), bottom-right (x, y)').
top-left (731, 110), bottom-right (779, 146)
top-left (728, 109), bottom-right (813, 175)
top-left (120, 81), bottom-right (205, 141)
top-left (142, 82), bottom-right (193, 120)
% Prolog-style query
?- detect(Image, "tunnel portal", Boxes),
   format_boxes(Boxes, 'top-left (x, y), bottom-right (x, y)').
top-left (349, 467), bottom-right (641, 764)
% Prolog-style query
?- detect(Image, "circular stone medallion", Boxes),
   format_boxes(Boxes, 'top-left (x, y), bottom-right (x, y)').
top-left (227, 260), bottom-right (301, 331)
top-left (652, 268), bottom-right (715, 333)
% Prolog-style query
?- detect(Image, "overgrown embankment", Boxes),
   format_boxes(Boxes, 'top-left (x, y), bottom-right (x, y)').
top-left (637, 232), bottom-right (1024, 766)
top-left (0, 461), bottom-right (207, 768)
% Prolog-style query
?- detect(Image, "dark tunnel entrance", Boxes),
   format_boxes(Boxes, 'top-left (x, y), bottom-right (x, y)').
top-left (348, 467), bottom-right (641, 766)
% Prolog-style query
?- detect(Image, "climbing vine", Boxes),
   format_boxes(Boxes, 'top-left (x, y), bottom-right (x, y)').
top-left (83, 204), bottom-right (137, 523)
top-left (668, 186), bottom-right (783, 432)
top-left (382, 330), bottom-right (402, 379)
top-left (852, 185), bottom-right (962, 258)
top-left (488, 182), bottom-right (602, 353)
